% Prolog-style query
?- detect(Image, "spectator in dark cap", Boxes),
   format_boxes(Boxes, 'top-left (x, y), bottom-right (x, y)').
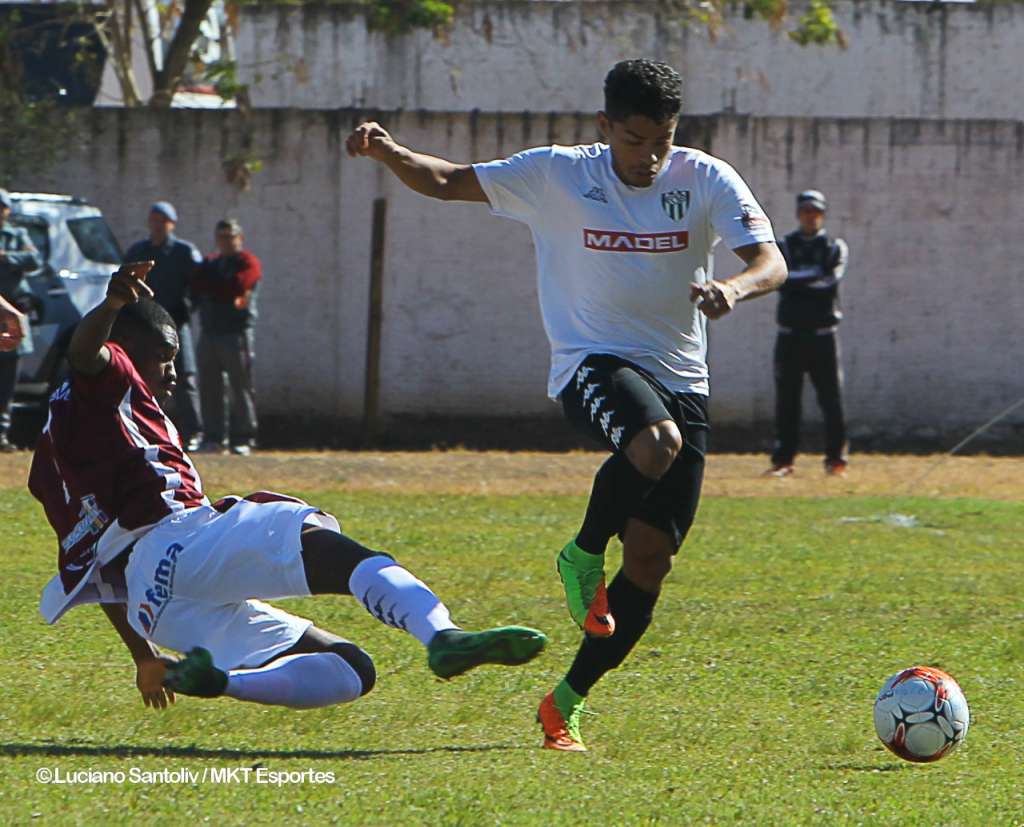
top-left (193, 218), bottom-right (261, 455)
top-left (0, 188), bottom-right (42, 451)
top-left (766, 189), bottom-right (850, 478)
top-left (124, 201), bottom-right (204, 449)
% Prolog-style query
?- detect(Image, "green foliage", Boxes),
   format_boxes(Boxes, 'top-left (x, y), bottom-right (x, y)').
top-left (1, 489), bottom-right (1022, 823)
top-left (0, 92), bottom-right (75, 180)
top-left (203, 57), bottom-right (246, 101)
top-left (789, 0), bottom-right (845, 46)
top-left (0, 16), bottom-right (77, 179)
top-left (744, 0), bottom-right (788, 28)
top-left (365, 0), bottom-right (454, 34)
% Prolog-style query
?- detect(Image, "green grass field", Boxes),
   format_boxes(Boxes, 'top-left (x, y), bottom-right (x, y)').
top-left (1, 485), bottom-right (1022, 825)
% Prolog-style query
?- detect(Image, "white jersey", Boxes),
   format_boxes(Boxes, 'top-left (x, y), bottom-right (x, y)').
top-left (474, 143), bottom-right (775, 398)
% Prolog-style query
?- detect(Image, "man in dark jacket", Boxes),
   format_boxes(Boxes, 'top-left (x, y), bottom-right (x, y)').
top-left (124, 201), bottom-right (204, 448)
top-left (0, 188), bottom-right (42, 451)
top-left (193, 219), bottom-right (261, 455)
top-left (767, 190), bottom-right (850, 477)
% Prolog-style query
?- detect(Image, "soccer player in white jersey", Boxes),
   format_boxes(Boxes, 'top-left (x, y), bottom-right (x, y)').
top-left (346, 59), bottom-right (787, 751)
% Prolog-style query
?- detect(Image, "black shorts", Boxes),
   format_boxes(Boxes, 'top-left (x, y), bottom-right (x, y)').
top-left (560, 353), bottom-right (709, 551)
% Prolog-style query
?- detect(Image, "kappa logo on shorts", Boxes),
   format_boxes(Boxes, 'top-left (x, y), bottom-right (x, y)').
top-left (137, 542), bottom-right (183, 634)
top-left (575, 367), bottom-right (625, 448)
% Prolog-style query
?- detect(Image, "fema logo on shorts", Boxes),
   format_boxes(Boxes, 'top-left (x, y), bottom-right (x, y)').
top-left (661, 189), bottom-right (690, 222)
top-left (137, 543), bottom-right (183, 634)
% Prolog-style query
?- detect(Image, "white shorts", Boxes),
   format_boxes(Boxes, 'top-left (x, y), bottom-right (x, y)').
top-left (125, 495), bottom-right (340, 670)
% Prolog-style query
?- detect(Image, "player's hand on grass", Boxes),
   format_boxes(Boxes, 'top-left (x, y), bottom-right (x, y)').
top-left (345, 121), bottom-right (398, 161)
top-left (135, 655), bottom-right (177, 710)
top-left (106, 261), bottom-right (155, 309)
top-left (690, 280), bottom-right (740, 320)
top-left (0, 297), bottom-right (27, 352)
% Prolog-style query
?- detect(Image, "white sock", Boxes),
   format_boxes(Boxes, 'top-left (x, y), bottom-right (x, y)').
top-left (225, 652), bottom-right (364, 709)
top-left (348, 555), bottom-right (460, 646)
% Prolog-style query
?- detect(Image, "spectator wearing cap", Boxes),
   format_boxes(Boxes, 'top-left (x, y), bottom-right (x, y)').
top-left (124, 201), bottom-right (205, 449)
top-left (192, 219), bottom-right (261, 456)
top-left (767, 190), bottom-right (850, 478)
top-left (0, 188), bottom-right (41, 451)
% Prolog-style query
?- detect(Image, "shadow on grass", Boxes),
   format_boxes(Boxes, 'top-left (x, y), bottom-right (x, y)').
top-left (822, 761), bottom-right (910, 773)
top-left (0, 741), bottom-right (521, 761)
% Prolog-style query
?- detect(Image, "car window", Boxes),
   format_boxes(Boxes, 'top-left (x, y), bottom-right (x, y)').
top-left (9, 217), bottom-right (49, 270)
top-left (67, 216), bottom-right (122, 264)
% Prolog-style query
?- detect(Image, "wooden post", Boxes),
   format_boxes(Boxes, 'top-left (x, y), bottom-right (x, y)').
top-left (361, 197), bottom-right (387, 446)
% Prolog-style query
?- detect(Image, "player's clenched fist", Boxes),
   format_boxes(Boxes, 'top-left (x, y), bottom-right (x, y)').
top-left (106, 261), bottom-right (155, 309)
top-left (690, 280), bottom-right (740, 320)
top-left (345, 121), bottom-right (397, 160)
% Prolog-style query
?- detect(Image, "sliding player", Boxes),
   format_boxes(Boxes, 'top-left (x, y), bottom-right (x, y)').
top-left (345, 59), bottom-right (786, 750)
top-left (31, 263), bottom-right (545, 712)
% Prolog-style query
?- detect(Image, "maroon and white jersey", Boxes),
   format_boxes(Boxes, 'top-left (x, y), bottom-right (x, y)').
top-left (31, 342), bottom-right (208, 623)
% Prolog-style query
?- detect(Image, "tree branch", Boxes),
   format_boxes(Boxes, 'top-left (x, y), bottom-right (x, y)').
top-left (150, 0), bottom-right (212, 108)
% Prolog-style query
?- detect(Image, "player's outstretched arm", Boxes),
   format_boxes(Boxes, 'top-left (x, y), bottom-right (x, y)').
top-left (690, 242), bottom-right (787, 320)
top-left (100, 603), bottom-right (177, 710)
top-left (67, 262), bottom-right (155, 375)
top-left (345, 121), bottom-right (488, 203)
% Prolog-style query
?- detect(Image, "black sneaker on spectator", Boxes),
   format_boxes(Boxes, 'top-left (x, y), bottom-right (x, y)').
top-left (0, 433), bottom-right (15, 453)
top-left (764, 463), bottom-right (795, 478)
top-left (230, 444), bottom-right (252, 457)
top-left (184, 434), bottom-right (203, 452)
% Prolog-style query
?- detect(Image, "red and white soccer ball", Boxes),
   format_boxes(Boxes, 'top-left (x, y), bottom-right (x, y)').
top-left (872, 666), bottom-right (970, 763)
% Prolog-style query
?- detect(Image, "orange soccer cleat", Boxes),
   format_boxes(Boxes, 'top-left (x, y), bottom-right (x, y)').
top-left (582, 579), bottom-right (615, 638)
top-left (537, 692), bottom-right (587, 752)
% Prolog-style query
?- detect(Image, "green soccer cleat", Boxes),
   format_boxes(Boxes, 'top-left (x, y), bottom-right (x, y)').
top-left (427, 627), bottom-right (547, 680)
top-left (557, 540), bottom-right (615, 637)
top-left (162, 647), bottom-right (229, 698)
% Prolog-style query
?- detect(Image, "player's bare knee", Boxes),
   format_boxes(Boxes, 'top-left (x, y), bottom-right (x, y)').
top-left (328, 642), bottom-right (377, 697)
top-left (626, 422), bottom-right (682, 479)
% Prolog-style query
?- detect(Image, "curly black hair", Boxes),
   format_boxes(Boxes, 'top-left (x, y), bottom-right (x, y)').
top-left (111, 297), bottom-right (177, 346)
top-left (604, 59), bottom-right (683, 124)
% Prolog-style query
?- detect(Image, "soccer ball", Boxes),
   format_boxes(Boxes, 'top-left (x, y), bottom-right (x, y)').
top-left (872, 666), bottom-right (970, 763)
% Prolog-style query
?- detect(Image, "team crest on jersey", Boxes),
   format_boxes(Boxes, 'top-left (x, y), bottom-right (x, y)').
top-left (59, 494), bottom-right (108, 552)
top-left (583, 186), bottom-right (608, 204)
top-left (661, 189), bottom-right (690, 222)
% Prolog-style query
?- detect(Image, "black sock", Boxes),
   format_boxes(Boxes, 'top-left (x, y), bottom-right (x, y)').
top-left (575, 454), bottom-right (659, 555)
top-left (564, 569), bottom-right (659, 696)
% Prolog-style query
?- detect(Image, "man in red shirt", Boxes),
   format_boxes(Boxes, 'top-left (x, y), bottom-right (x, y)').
top-left (193, 219), bottom-right (261, 455)
top-left (30, 263), bottom-right (545, 711)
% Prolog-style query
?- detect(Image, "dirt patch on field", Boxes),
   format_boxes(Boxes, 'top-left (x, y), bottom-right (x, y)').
top-left (2, 451), bottom-right (1022, 499)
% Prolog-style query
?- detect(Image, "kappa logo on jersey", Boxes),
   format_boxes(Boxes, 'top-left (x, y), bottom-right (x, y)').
top-left (661, 189), bottom-right (690, 222)
top-left (137, 542), bottom-right (183, 634)
top-left (59, 494), bottom-right (108, 552)
top-left (584, 229), bottom-right (689, 254)
top-left (583, 186), bottom-right (608, 204)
